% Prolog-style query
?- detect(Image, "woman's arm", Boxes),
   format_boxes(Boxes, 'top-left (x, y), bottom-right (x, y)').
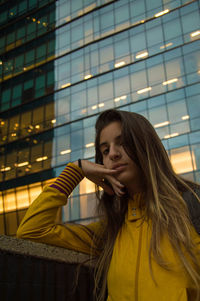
top-left (16, 161), bottom-right (122, 254)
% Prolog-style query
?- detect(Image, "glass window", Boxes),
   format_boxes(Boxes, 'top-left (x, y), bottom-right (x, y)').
top-left (184, 48), bottom-right (199, 75)
top-left (170, 146), bottom-right (194, 174)
top-left (36, 74), bottom-right (45, 89)
top-left (29, 182), bottom-right (42, 203)
top-left (163, 16), bottom-right (182, 40)
top-left (114, 38), bottom-right (129, 59)
top-left (187, 95), bottom-right (200, 119)
top-left (114, 74), bottom-right (130, 97)
top-left (2, 89), bottom-right (11, 104)
top-left (69, 196), bottom-right (80, 220)
top-left (33, 106), bottom-right (44, 125)
top-left (146, 0), bottom-right (162, 10)
top-left (100, 10), bottom-right (114, 31)
top-left (130, 0), bottom-right (145, 18)
top-left (149, 105), bottom-right (168, 127)
top-left (17, 26), bottom-right (26, 40)
top-left (72, 23), bottom-right (83, 43)
top-left (71, 129), bottom-right (83, 151)
top-left (100, 44), bottom-right (114, 64)
top-left (16, 186), bottom-right (29, 209)
top-left (0, 192), bottom-right (4, 213)
top-left (5, 212), bottom-right (17, 235)
top-left (146, 25), bottom-right (163, 47)
top-left (0, 215), bottom-right (5, 235)
top-left (36, 44), bottom-right (46, 60)
top-left (98, 80), bottom-right (114, 101)
top-left (71, 55), bottom-right (84, 76)
top-left (13, 84), bottom-right (22, 100)
top-left (191, 143), bottom-right (200, 171)
top-left (167, 100), bottom-right (188, 123)
top-left (7, 31), bottom-right (15, 45)
top-left (15, 54), bottom-right (24, 70)
top-left (147, 62), bottom-right (165, 86)
top-left (115, 4), bottom-right (129, 24)
top-left (71, 89), bottom-right (86, 111)
top-left (165, 57), bottom-right (183, 79)
top-left (130, 30), bottom-right (146, 53)
top-left (56, 96), bottom-right (70, 117)
top-left (130, 68), bottom-right (147, 91)
top-left (87, 85), bottom-right (98, 105)
top-left (80, 193), bottom-right (96, 219)
top-left (181, 9), bottom-right (199, 34)
top-left (4, 189), bottom-right (16, 212)
top-left (18, 1), bottom-right (27, 13)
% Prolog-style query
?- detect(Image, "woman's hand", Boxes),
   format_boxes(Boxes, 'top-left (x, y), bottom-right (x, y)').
top-left (75, 160), bottom-right (125, 197)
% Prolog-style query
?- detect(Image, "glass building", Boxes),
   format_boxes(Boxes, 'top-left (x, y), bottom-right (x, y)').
top-left (0, 0), bottom-right (200, 235)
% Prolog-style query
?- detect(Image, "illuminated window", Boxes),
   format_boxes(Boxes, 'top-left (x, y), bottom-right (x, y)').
top-left (29, 183), bottom-right (42, 204)
top-left (4, 189), bottom-right (16, 212)
top-left (170, 148), bottom-right (196, 174)
top-left (79, 178), bottom-right (95, 195)
top-left (16, 186), bottom-right (29, 210)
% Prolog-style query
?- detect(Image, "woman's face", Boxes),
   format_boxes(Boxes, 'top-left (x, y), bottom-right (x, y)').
top-left (99, 121), bottom-right (143, 193)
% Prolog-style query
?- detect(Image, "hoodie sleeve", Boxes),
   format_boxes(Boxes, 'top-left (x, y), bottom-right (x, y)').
top-left (16, 163), bottom-right (102, 255)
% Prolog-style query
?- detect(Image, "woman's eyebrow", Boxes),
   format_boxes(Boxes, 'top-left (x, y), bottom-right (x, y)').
top-left (99, 135), bottom-right (122, 150)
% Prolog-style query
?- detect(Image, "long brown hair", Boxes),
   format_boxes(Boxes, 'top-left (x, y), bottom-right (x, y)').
top-left (92, 109), bottom-right (200, 301)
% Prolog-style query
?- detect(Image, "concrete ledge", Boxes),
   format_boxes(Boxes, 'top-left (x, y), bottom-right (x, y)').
top-left (0, 235), bottom-right (97, 301)
top-left (0, 235), bottom-right (92, 266)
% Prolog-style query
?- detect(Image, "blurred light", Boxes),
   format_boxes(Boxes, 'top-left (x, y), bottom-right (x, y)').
top-left (32, 18), bottom-right (36, 22)
top-left (11, 133), bottom-right (17, 137)
top-left (164, 133), bottom-right (179, 139)
top-left (61, 83), bottom-right (71, 88)
top-left (137, 87), bottom-right (152, 94)
top-left (135, 51), bottom-right (148, 59)
top-left (181, 115), bottom-right (190, 120)
top-left (0, 61), bottom-right (2, 65)
top-left (84, 74), bottom-right (92, 79)
top-left (154, 121), bottom-right (170, 128)
top-left (51, 119), bottom-right (56, 124)
top-left (114, 95), bottom-right (127, 102)
top-left (160, 42), bottom-right (173, 49)
top-left (60, 149), bottom-right (71, 155)
top-left (0, 121), bottom-right (5, 125)
top-left (115, 61), bottom-right (125, 68)
top-left (15, 162), bottom-right (29, 167)
top-left (162, 78), bottom-right (178, 85)
top-left (0, 167), bottom-right (11, 172)
top-left (35, 125), bottom-right (40, 129)
top-left (98, 103), bottom-right (104, 108)
top-left (36, 156), bottom-right (48, 162)
top-left (85, 143), bottom-right (94, 148)
top-left (190, 30), bottom-right (200, 37)
top-left (155, 9), bottom-right (169, 18)
top-left (92, 105), bottom-right (97, 110)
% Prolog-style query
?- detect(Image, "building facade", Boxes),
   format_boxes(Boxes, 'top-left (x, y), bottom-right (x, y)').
top-left (0, 0), bottom-right (200, 235)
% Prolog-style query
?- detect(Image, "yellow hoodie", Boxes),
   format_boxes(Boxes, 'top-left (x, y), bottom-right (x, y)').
top-left (17, 163), bottom-right (200, 301)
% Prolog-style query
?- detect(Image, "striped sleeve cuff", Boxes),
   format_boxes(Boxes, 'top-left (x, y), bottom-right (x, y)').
top-left (50, 163), bottom-right (84, 196)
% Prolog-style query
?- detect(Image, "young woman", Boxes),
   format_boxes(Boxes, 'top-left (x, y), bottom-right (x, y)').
top-left (17, 109), bottom-right (200, 301)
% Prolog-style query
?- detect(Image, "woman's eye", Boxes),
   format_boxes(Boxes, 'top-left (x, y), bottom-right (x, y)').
top-left (103, 149), bottom-right (109, 155)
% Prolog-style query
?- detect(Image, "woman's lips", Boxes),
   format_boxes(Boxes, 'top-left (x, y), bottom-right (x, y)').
top-left (113, 164), bottom-right (127, 171)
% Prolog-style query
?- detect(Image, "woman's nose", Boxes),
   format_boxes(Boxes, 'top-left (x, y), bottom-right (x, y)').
top-left (109, 145), bottom-right (121, 160)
